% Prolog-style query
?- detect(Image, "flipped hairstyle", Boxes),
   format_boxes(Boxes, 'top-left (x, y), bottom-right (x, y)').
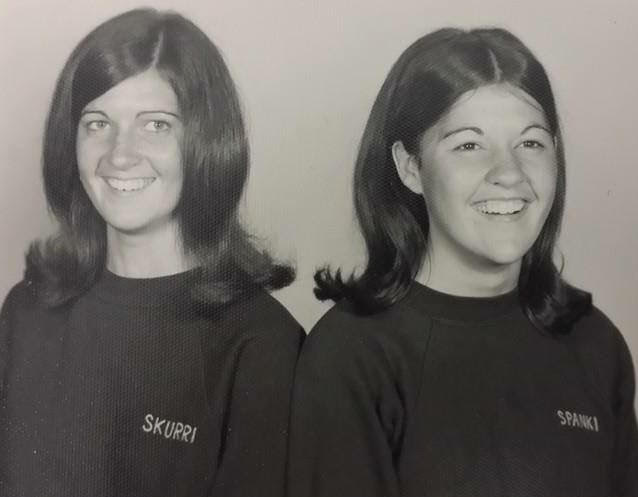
top-left (315, 27), bottom-right (591, 334)
top-left (27, 8), bottom-right (294, 308)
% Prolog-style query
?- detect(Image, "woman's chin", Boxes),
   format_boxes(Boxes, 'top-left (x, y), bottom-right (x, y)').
top-left (475, 245), bottom-right (528, 270)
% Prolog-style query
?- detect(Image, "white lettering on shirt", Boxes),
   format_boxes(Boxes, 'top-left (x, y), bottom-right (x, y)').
top-left (142, 414), bottom-right (198, 443)
top-left (557, 409), bottom-right (599, 432)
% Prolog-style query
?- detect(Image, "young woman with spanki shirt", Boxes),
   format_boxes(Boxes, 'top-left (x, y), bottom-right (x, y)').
top-left (288, 27), bottom-right (638, 497)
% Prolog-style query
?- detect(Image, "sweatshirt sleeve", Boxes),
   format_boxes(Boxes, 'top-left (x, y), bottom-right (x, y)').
top-left (0, 283), bottom-right (23, 392)
top-left (612, 331), bottom-right (638, 497)
top-left (209, 321), bottom-right (304, 497)
top-left (0, 293), bottom-right (10, 390)
top-left (287, 315), bottom-right (402, 497)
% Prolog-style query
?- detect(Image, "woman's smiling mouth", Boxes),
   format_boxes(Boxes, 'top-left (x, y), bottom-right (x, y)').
top-left (104, 177), bottom-right (156, 192)
top-left (472, 198), bottom-right (529, 219)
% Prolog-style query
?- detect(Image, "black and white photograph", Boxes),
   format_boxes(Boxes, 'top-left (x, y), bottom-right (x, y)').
top-left (1, 0), bottom-right (636, 495)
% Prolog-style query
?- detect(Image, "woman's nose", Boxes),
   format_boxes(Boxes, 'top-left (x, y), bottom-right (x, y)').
top-left (108, 129), bottom-right (141, 169)
top-left (485, 150), bottom-right (527, 188)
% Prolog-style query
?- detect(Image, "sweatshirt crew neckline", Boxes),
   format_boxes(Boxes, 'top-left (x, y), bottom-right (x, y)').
top-left (90, 268), bottom-right (198, 307)
top-left (406, 281), bottom-right (519, 323)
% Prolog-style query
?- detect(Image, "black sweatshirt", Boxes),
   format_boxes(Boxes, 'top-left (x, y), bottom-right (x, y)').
top-left (0, 270), bottom-right (303, 497)
top-left (288, 283), bottom-right (638, 497)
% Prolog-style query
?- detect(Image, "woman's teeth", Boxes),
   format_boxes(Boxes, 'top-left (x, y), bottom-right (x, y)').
top-left (474, 199), bottom-right (526, 215)
top-left (105, 177), bottom-right (155, 192)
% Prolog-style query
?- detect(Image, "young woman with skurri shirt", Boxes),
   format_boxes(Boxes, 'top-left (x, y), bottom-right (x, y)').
top-left (0, 8), bottom-right (303, 497)
top-left (288, 27), bottom-right (638, 497)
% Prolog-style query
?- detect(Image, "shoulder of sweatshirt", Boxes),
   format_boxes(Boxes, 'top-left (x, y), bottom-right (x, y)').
top-left (300, 295), bottom-right (435, 382)
top-left (563, 304), bottom-right (635, 399)
top-left (1, 279), bottom-right (39, 320)
top-left (1, 280), bottom-right (41, 371)
top-left (217, 287), bottom-right (305, 347)
top-left (566, 305), bottom-right (629, 360)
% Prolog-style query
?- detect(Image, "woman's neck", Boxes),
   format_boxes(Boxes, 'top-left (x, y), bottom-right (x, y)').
top-left (105, 225), bottom-right (193, 278)
top-left (416, 245), bottom-right (520, 298)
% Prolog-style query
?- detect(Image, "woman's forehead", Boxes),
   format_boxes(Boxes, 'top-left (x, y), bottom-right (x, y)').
top-left (82, 68), bottom-right (179, 115)
top-left (437, 84), bottom-right (547, 130)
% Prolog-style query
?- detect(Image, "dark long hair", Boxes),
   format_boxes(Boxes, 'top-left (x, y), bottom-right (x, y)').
top-left (315, 28), bottom-right (590, 334)
top-left (27, 8), bottom-right (294, 307)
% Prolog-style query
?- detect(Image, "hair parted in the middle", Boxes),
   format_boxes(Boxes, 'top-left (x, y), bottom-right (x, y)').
top-left (27, 8), bottom-right (294, 308)
top-left (315, 27), bottom-right (591, 335)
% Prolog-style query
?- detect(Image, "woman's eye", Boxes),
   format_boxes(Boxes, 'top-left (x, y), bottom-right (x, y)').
top-left (85, 120), bottom-right (109, 132)
top-left (144, 120), bottom-right (171, 132)
top-left (454, 142), bottom-right (481, 152)
top-left (520, 139), bottom-right (545, 149)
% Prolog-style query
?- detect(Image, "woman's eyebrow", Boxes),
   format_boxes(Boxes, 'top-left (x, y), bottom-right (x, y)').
top-left (521, 123), bottom-right (551, 135)
top-left (442, 126), bottom-right (483, 139)
top-left (137, 110), bottom-right (181, 119)
top-left (80, 110), bottom-right (107, 118)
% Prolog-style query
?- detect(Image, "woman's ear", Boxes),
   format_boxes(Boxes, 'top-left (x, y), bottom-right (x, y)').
top-left (392, 141), bottom-right (424, 195)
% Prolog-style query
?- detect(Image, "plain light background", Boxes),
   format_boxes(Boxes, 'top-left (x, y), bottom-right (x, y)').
top-left (1, 0), bottom-right (636, 408)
